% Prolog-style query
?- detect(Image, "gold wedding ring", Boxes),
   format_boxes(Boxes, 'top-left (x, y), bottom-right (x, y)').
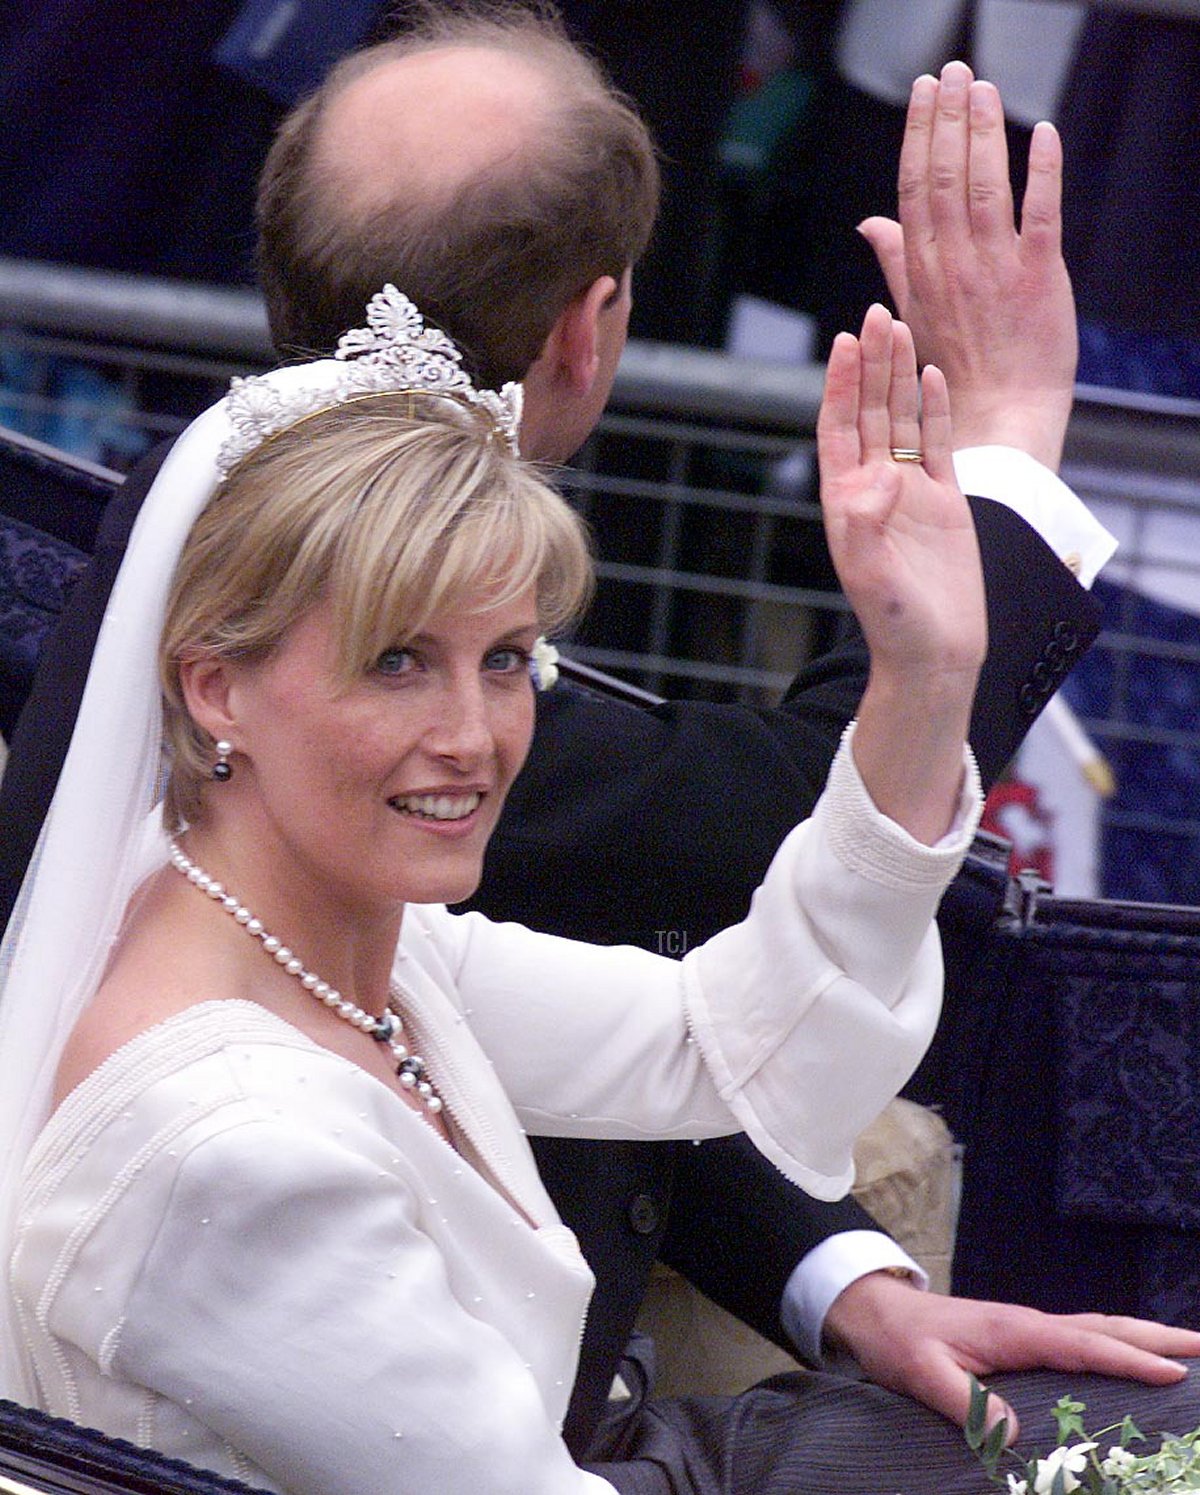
top-left (890, 448), bottom-right (924, 463)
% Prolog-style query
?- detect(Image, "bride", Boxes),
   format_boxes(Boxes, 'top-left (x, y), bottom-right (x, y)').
top-left (0, 289), bottom-right (984, 1494)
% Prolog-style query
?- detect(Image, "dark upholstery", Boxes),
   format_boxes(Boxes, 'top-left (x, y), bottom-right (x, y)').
top-left (911, 871), bottom-right (1200, 1329)
top-left (0, 425), bottom-right (120, 739)
top-left (0, 511), bottom-right (87, 739)
top-left (0, 425), bottom-right (119, 552)
top-left (0, 1398), bottom-right (268, 1495)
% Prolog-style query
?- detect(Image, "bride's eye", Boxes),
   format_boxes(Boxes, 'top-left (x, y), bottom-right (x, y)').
top-left (485, 646), bottom-right (529, 676)
top-left (374, 647), bottom-right (416, 678)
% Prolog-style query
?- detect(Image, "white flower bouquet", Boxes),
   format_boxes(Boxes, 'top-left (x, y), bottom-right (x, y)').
top-left (967, 1379), bottom-right (1200, 1494)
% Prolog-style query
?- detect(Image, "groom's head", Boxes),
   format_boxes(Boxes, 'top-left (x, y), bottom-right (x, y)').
top-left (256, 3), bottom-right (660, 460)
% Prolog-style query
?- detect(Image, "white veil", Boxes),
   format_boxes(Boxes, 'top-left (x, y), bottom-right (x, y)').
top-left (0, 357), bottom-right (353, 1402)
top-left (0, 287), bottom-right (524, 1402)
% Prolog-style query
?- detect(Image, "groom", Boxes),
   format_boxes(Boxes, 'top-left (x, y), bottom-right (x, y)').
top-left (3, 5), bottom-right (1195, 1482)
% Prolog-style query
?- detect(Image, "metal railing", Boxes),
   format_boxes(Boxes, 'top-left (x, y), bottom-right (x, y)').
top-left (4, 256), bottom-right (1200, 893)
top-left (0, 255), bottom-right (836, 701)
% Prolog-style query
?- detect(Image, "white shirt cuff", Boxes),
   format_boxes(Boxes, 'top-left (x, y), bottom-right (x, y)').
top-left (953, 445), bottom-right (1117, 588)
top-left (780, 1230), bottom-right (927, 1365)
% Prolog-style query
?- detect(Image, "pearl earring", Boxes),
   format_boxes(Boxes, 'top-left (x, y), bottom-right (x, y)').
top-left (212, 740), bottom-right (233, 782)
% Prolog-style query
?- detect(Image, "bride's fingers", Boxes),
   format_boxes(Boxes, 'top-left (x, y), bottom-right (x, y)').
top-left (857, 304), bottom-right (896, 462)
top-left (816, 331), bottom-right (865, 482)
top-left (918, 364), bottom-right (956, 483)
top-left (887, 319), bottom-right (922, 455)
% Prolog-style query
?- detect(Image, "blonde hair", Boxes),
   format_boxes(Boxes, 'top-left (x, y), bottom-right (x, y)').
top-left (160, 393), bottom-right (592, 828)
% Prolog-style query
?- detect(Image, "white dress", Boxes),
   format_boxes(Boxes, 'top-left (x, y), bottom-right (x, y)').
top-left (9, 736), bottom-right (980, 1495)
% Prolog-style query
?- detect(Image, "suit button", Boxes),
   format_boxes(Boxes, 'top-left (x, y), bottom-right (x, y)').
top-left (1054, 622), bottom-right (1079, 652)
top-left (1032, 661), bottom-right (1051, 689)
top-left (1019, 683), bottom-right (1039, 716)
top-left (627, 1193), bottom-right (660, 1236)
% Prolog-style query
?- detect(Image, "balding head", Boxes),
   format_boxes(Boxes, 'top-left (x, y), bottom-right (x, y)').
top-left (256, 5), bottom-right (658, 388)
top-left (317, 47), bottom-right (547, 222)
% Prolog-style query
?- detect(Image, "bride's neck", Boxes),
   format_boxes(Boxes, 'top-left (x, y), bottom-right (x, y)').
top-left (171, 822), bottom-right (404, 1017)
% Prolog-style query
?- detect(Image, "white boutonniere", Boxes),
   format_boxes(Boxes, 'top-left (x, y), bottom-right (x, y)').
top-left (530, 637), bottom-right (560, 692)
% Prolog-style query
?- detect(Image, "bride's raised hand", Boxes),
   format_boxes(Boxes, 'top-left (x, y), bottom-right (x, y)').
top-left (817, 302), bottom-right (985, 843)
top-left (817, 302), bottom-right (985, 683)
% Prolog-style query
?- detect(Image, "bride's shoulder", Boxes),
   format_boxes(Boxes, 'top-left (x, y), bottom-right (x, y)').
top-left (53, 866), bottom-right (255, 1107)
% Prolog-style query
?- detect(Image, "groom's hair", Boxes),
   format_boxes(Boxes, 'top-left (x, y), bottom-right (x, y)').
top-left (256, 1), bottom-right (660, 387)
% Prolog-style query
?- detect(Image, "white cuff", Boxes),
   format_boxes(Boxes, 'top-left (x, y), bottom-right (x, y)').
top-left (836, 723), bottom-right (983, 873)
top-left (953, 445), bottom-right (1117, 588)
top-left (780, 1230), bottom-right (927, 1365)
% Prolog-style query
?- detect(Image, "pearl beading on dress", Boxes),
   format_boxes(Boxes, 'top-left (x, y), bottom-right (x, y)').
top-left (167, 841), bottom-right (443, 1114)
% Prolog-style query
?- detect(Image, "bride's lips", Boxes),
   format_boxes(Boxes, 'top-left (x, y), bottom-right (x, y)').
top-left (387, 790), bottom-right (484, 826)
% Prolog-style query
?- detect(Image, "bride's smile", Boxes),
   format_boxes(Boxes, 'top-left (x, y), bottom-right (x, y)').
top-left (180, 587), bottom-right (541, 922)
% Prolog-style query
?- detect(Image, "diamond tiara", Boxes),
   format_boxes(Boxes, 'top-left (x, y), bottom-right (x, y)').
top-left (216, 285), bottom-right (523, 479)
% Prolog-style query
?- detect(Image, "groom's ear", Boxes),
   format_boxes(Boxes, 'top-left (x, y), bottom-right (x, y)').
top-left (538, 273), bottom-right (620, 397)
top-left (178, 655), bottom-right (238, 746)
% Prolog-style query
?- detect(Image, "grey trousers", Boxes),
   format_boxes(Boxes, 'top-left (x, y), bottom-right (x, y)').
top-left (587, 1361), bottom-right (1200, 1495)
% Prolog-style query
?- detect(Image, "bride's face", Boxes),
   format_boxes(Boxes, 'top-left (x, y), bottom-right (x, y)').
top-left (214, 584), bottom-right (541, 914)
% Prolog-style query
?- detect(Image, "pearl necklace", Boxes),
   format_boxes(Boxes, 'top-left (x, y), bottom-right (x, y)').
top-left (168, 840), bottom-right (443, 1114)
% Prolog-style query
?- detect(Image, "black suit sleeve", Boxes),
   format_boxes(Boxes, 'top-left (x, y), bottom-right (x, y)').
top-left (966, 494), bottom-right (1101, 784)
top-left (659, 1133), bottom-right (877, 1353)
top-left (660, 510), bottom-right (1099, 1342)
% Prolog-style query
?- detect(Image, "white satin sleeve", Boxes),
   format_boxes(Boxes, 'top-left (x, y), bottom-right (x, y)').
top-left (428, 725), bottom-right (982, 1202)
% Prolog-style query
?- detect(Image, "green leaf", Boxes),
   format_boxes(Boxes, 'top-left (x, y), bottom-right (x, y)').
top-left (982, 1415), bottom-right (1011, 1472)
top-left (1054, 1396), bottom-right (1088, 1445)
top-left (966, 1378), bottom-right (992, 1452)
top-left (1118, 1416), bottom-right (1144, 1448)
